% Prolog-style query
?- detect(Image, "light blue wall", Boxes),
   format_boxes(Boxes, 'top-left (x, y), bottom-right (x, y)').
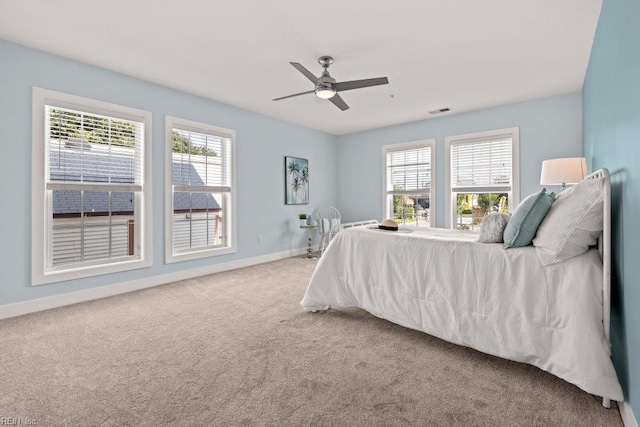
top-left (583, 0), bottom-right (640, 411)
top-left (336, 93), bottom-right (583, 225)
top-left (0, 39), bottom-right (338, 305)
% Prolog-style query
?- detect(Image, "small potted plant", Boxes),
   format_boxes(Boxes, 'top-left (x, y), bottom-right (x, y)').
top-left (299, 213), bottom-right (308, 227)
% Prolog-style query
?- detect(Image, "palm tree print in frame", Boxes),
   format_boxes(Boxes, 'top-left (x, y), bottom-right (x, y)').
top-left (285, 156), bottom-right (309, 205)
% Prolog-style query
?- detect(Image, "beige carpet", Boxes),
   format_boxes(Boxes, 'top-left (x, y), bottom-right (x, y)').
top-left (0, 257), bottom-right (622, 426)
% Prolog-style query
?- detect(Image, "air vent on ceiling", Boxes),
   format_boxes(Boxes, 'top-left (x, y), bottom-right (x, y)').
top-left (429, 108), bottom-right (450, 115)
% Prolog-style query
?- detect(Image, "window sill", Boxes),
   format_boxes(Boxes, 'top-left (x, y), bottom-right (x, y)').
top-left (32, 257), bottom-right (152, 286)
top-left (165, 246), bottom-right (237, 264)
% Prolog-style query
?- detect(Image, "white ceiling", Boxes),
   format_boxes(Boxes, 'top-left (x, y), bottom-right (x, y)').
top-left (0, 0), bottom-right (602, 135)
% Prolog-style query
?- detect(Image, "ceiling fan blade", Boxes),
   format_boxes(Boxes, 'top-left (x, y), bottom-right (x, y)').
top-left (272, 90), bottom-right (315, 101)
top-left (334, 77), bottom-right (389, 92)
top-left (290, 62), bottom-right (318, 83)
top-left (329, 94), bottom-right (349, 111)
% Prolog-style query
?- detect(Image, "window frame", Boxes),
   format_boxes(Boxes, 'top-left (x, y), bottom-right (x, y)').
top-left (31, 87), bottom-right (153, 286)
top-left (445, 127), bottom-right (520, 229)
top-left (164, 116), bottom-right (237, 263)
top-left (382, 139), bottom-right (436, 228)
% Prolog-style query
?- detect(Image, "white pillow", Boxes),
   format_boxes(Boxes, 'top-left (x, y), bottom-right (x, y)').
top-left (532, 177), bottom-right (604, 265)
top-left (477, 213), bottom-right (511, 243)
top-left (320, 218), bottom-right (341, 234)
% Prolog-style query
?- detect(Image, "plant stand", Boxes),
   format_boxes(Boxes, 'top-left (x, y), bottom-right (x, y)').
top-left (300, 224), bottom-right (318, 258)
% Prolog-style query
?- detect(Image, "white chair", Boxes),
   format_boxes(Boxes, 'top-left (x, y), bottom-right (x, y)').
top-left (314, 206), bottom-right (341, 255)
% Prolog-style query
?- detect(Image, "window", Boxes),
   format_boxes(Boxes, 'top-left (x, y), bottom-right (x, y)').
top-left (165, 116), bottom-right (236, 263)
top-left (445, 127), bottom-right (519, 230)
top-left (383, 139), bottom-right (436, 227)
top-left (32, 88), bottom-right (152, 285)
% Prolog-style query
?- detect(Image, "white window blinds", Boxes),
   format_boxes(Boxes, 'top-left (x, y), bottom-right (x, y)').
top-left (386, 146), bottom-right (432, 194)
top-left (450, 136), bottom-right (513, 193)
top-left (46, 106), bottom-right (145, 191)
top-left (172, 128), bottom-right (232, 193)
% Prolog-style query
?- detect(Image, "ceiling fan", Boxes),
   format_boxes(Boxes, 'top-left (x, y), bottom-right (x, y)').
top-left (273, 56), bottom-right (389, 111)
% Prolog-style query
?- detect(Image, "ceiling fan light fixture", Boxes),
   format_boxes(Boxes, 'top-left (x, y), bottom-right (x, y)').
top-left (315, 87), bottom-right (336, 99)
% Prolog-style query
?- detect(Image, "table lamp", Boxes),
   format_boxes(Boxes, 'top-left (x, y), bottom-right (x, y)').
top-left (540, 157), bottom-right (587, 190)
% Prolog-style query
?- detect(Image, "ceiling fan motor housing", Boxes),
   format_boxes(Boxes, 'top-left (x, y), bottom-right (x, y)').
top-left (316, 74), bottom-right (336, 90)
top-left (315, 65), bottom-right (337, 97)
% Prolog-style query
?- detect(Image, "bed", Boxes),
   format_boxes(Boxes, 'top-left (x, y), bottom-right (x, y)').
top-left (301, 169), bottom-right (623, 405)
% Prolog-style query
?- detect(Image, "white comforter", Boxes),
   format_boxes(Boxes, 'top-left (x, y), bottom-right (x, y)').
top-left (301, 227), bottom-right (623, 401)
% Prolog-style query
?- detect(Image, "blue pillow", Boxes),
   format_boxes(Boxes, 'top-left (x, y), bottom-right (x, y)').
top-left (503, 189), bottom-right (555, 248)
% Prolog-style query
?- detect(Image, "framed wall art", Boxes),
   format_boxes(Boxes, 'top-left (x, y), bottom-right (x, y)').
top-left (284, 156), bottom-right (309, 205)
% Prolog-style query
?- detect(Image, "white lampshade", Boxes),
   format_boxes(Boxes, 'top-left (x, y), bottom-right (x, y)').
top-left (540, 157), bottom-right (588, 187)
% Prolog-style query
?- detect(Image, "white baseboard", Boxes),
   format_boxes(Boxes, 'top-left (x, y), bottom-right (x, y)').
top-left (620, 401), bottom-right (638, 427)
top-left (0, 248), bottom-right (306, 320)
